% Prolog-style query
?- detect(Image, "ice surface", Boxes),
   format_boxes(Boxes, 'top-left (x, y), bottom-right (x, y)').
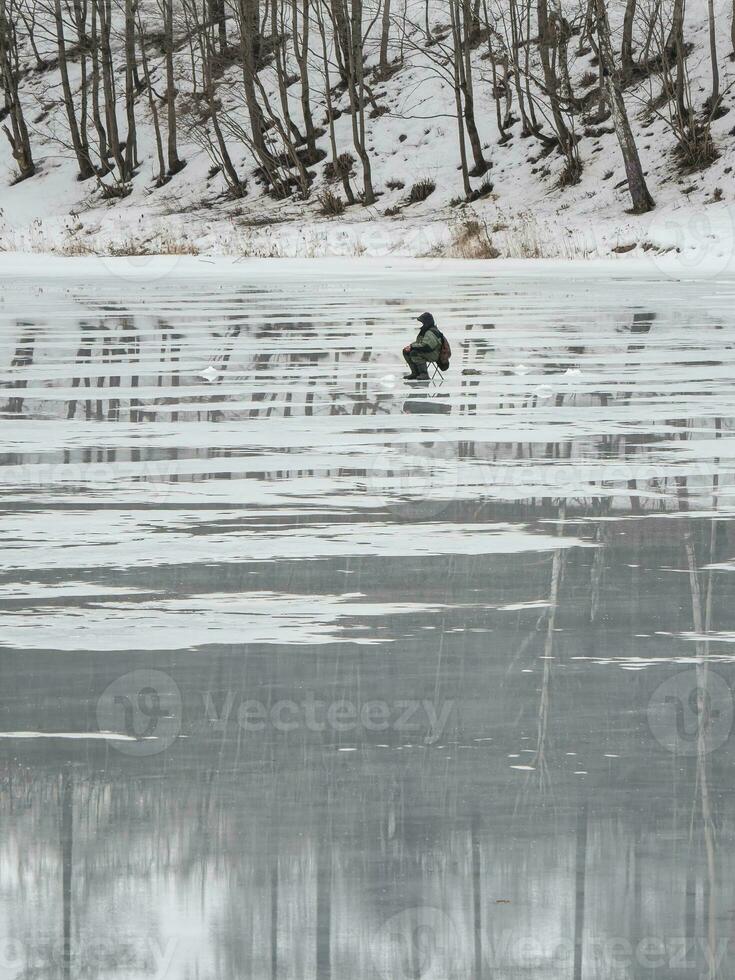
top-left (1, 260), bottom-right (734, 980)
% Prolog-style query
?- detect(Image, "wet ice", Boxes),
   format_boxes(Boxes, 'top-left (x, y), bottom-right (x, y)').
top-left (1, 261), bottom-right (735, 980)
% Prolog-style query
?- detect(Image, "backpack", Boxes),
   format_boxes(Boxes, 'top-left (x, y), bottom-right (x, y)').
top-left (437, 331), bottom-right (452, 371)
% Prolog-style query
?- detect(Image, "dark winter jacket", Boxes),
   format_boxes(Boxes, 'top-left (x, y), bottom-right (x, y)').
top-left (409, 324), bottom-right (442, 361)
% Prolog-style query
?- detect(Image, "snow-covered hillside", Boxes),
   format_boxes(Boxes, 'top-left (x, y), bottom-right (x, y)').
top-left (0, 0), bottom-right (734, 266)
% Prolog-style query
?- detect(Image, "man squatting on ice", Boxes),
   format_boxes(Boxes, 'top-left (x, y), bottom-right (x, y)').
top-left (403, 312), bottom-right (442, 380)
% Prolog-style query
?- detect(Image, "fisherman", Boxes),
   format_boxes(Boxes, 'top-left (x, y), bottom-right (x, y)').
top-left (403, 312), bottom-right (442, 380)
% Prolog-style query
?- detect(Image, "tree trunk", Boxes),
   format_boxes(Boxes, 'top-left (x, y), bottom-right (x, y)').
top-left (73, 0), bottom-right (92, 170)
top-left (510, 0), bottom-right (533, 136)
top-left (518, 0), bottom-right (541, 133)
top-left (239, 0), bottom-right (271, 162)
top-left (555, 13), bottom-right (576, 107)
top-left (137, 12), bottom-right (166, 185)
top-left (54, 0), bottom-right (95, 178)
top-left (666, 0), bottom-right (688, 122)
top-left (201, 13), bottom-right (244, 195)
top-left (459, 0), bottom-right (489, 174)
top-left (123, 0), bottom-right (138, 177)
top-left (90, 0), bottom-right (109, 169)
top-left (293, 0), bottom-right (318, 158)
top-left (316, 0), bottom-right (355, 203)
top-left (487, 33), bottom-right (509, 140)
top-left (272, 0), bottom-right (304, 146)
top-left (209, 0), bottom-right (227, 51)
top-left (18, 6), bottom-right (46, 69)
top-left (379, 0), bottom-right (392, 70)
top-left (342, 0), bottom-right (375, 204)
top-left (97, 0), bottom-right (127, 179)
top-left (537, 0), bottom-right (576, 167)
top-left (163, 0), bottom-right (185, 174)
top-left (450, 0), bottom-right (472, 196)
top-left (621, 0), bottom-right (636, 82)
top-left (251, 64), bottom-right (312, 197)
top-left (595, 0), bottom-right (655, 212)
top-left (707, 0), bottom-right (720, 107)
top-left (330, 0), bottom-right (350, 84)
top-left (0, 0), bottom-right (35, 179)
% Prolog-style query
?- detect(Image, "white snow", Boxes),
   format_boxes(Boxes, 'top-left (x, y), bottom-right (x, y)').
top-left (0, 1), bottom-right (734, 265)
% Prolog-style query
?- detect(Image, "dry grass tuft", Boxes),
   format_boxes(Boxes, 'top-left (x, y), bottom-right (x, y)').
top-left (407, 178), bottom-right (436, 204)
top-left (449, 218), bottom-right (501, 259)
top-left (318, 189), bottom-right (346, 216)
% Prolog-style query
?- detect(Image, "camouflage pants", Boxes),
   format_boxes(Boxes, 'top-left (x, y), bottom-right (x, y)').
top-left (403, 349), bottom-right (434, 375)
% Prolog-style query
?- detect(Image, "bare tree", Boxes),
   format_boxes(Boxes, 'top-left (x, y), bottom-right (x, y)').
top-left (185, 0), bottom-right (245, 195)
top-left (315, 0), bottom-right (356, 202)
top-left (595, 0), bottom-right (654, 211)
top-left (327, 0), bottom-right (376, 204)
top-left (136, 5), bottom-right (167, 185)
top-left (454, 0), bottom-right (489, 175)
top-left (706, 0), bottom-right (720, 108)
top-left (292, 0), bottom-right (320, 159)
top-left (123, 0), bottom-right (139, 177)
top-left (537, 0), bottom-right (581, 181)
top-left (643, 0), bottom-right (722, 170)
top-left (160, 0), bottom-right (185, 174)
top-left (95, 0), bottom-right (128, 181)
top-left (1, 0), bottom-right (730, 224)
top-left (0, 0), bottom-right (35, 179)
top-left (379, 0), bottom-right (391, 71)
top-left (53, 0), bottom-right (95, 178)
top-left (621, 0), bottom-right (636, 82)
top-left (89, 0), bottom-right (110, 170)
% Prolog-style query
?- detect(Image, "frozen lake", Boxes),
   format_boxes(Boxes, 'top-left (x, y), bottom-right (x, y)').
top-left (1, 258), bottom-right (735, 979)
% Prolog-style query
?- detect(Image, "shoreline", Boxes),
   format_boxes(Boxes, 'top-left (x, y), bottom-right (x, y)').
top-left (1, 198), bottom-right (733, 277)
top-left (0, 250), bottom-right (734, 283)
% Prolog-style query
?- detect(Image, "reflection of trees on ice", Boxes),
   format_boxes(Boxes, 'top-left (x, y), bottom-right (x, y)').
top-left (684, 480), bottom-right (723, 980)
top-left (7, 751), bottom-right (734, 980)
top-left (2, 271), bottom-right (735, 980)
